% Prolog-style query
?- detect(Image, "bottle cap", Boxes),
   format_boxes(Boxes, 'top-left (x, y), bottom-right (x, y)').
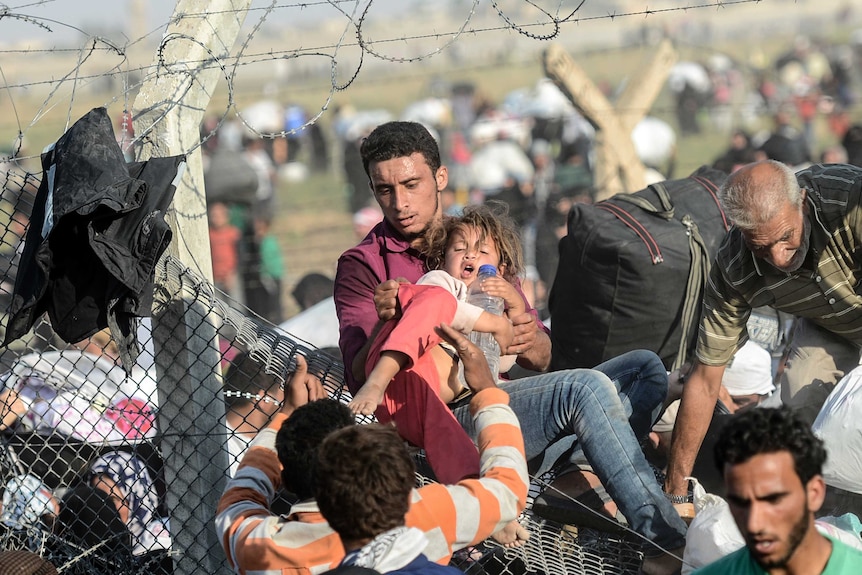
top-left (478, 264), bottom-right (498, 276)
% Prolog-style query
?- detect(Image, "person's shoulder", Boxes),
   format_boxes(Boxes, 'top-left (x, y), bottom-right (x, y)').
top-left (339, 222), bottom-right (389, 260)
top-left (715, 224), bottom-right (744, 256)
top-left (417, 270), bottom-right (464, 293)
top-left (827, 535), bottom-right (862, 569)
top-left (418, 269), bottom-right (450, 282)
top-left (799, 164), bottom-right (862, 226)
top-left (713, 227), bottom-right (754, 279)
top-left (798, 163), bottom-right (862, 194)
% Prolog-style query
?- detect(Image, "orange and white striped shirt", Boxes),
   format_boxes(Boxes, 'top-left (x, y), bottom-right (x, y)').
top-left (216, 387), bottom-right (527, 575)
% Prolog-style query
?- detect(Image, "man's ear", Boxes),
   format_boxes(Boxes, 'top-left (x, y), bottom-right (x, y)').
top-left (806, 474), bottom-right (826, 514)
top-left (436, 165), bottom-right (449, 192)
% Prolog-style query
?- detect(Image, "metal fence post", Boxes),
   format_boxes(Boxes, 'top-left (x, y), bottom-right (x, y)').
top-left (131, 1), bottom-right (251, 573)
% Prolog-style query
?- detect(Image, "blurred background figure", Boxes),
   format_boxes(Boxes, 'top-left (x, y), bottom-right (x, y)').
top-left (0, 474), bottom-right (58, 531)
top-left (352, 206), bottom-right (383, 241)
top-left (713, 129), bottom-right (757, 173)
top-left (208, 201), bottom-right (242, 302)
top-left (291, 272), bottom-right (334, 312)
top-left (223, 352), bottom-right (285, 476)
top-left (88, 450), bottom-right (171, 559)
top-left (245, 214), bottom-right (285, 324)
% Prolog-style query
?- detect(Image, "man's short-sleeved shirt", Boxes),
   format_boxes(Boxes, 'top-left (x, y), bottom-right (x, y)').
top-left (692, 536), bottom-right (862, 574)
top-left (697, 164), bottom-right (862, 366)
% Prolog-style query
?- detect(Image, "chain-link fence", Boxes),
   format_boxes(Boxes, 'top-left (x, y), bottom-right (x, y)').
top-left (0, 174), bottom-right (653, 574)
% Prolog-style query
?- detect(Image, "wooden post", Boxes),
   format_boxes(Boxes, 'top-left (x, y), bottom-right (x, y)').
top-left (543, 40), bottom-right (677, 200)
top-left (132, 1), bottom-right (251, 574)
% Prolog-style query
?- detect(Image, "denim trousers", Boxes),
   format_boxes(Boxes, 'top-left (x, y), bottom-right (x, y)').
top-left (513, 350), bottom-right (668, 477)
top-left (452, 350), bottom-right (687, 554)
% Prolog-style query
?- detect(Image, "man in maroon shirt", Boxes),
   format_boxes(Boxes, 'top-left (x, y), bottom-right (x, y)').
top-left (334, 121), bottom-right (687, 574)
top-left (335, 123), bottom-right (550, 394)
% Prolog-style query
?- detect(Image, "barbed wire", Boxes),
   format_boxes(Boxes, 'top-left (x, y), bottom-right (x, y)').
top-left (0, 1), bottom-right (767, 78)
top-left (0, 0), bottom-right (776, 153)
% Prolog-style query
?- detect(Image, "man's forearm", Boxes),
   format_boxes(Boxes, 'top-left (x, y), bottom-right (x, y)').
top-left (516, 330), bottom-right (551, 372)
top-left (665, 374), bottom-right (720, 494)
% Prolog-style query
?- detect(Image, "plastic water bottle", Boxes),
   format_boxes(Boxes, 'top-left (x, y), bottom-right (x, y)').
top-left (467, 264), bottom-right (505, 377)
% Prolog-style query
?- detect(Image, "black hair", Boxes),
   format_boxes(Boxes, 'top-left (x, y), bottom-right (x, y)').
top-left (359, 121), bottom-right (441, 178)
top-left (57, 483), bottom-right (133, 557)
top-left (223, 353), bottom-right (281, 408)
top-left (275, 400), bottom-right (355, 500)
top-left (714, 406), bottom-right (827, 486)
top-left (291, 272), bottom-right (335, 311)
top-left (314, 424), bottom-right (415, 543)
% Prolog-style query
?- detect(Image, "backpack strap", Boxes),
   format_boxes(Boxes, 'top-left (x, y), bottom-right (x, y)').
top-left (615, 182), bottom-right (675, 220)
top-left (674, 213), bottom-right (712, 370)
top-left (673, 175), bottom-right (727, 368)
top-left (596, 203), bottom-right (664, 264)
top-left (692, 175), bottom-right (729, 231)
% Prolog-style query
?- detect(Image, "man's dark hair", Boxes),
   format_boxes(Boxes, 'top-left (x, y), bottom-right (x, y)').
top-left (314, 424), bottom-right (416, 543)
top-left (843, 123), bottom-right (862, 167)
top-left (275, 400), bottom-right (355, 500)
top-left (714, 406), bottom-right (827, 486)
top-left (224, 353), bottom-right (281, 408)
top-left (359, 121), bottom-right (441, 178)
top-left (291, 272), bottom-right (334, 311)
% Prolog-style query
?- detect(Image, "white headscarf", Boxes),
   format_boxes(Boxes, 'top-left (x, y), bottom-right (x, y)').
top-left (722, 341), bottom-right (775, 396)
top-left (341, 527), bottom-right (428, 573)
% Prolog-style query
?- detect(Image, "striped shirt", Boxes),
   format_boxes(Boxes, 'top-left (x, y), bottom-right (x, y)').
top-left (697, 163), bottom-right (862, 366)
top-left (215, 387), bottom-right (528, 575)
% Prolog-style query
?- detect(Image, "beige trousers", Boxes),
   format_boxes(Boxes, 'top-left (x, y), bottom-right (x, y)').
top-left (780, 317), bottom-right (861, 425)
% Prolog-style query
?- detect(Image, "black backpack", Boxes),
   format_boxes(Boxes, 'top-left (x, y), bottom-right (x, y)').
top-left (549, 166), bottom-right (729, 371)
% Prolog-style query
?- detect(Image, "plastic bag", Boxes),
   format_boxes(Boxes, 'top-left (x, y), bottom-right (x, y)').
top-left (682, 478), bottom-right (744, 574)
top-left (816, 514), bottom-right (862, 551)
top-left (812, 365), bottom-right (862, 494)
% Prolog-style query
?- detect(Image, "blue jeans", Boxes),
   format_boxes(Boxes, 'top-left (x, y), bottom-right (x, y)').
top-left (597, 349), bottom-right (668, 441)
top-left (526, 350), bottom-right (668, 476)
top-left (452, 353), bottom-right (686, 553)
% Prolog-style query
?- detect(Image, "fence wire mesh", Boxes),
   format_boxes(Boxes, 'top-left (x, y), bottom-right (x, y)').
top-left (0, 189), bottom-right (651, 574)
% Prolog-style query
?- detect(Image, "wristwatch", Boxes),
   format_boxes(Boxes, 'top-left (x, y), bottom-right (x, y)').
top-left (664, 491), bottom-right (694, 504)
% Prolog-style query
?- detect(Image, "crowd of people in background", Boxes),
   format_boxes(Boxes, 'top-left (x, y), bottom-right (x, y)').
top-left (196, 32), bottom-right (862, 329)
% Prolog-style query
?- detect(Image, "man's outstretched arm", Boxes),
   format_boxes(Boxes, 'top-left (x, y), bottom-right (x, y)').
top-left (664, 361), bottom-right (726, 497)
top-left (405, 323), bottom-right (529, 563)
top-left (216, 356), bottom-right (328, 573)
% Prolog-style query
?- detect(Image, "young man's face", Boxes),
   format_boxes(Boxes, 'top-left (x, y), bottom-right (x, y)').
top-left (368, 152), bottom-right (447, 248)
top-left (741, 192), bottom-right (810, 273)
top-left (724, 451), bottom-right (823, 571)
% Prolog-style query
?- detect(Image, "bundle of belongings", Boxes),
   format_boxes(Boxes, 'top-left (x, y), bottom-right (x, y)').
top-left (1, 350), bottom-right (157, 445)
top-left (549, 166), bottom-right (729, 371)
